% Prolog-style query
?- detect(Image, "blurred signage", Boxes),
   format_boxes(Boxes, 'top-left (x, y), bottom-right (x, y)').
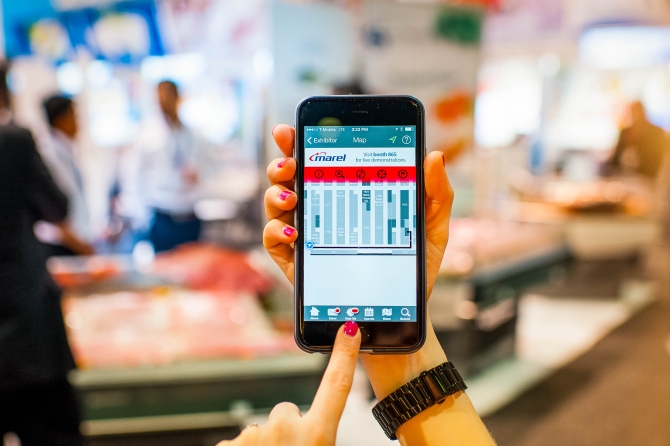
top-left (484, 0), bottom-right (670, 45)
top-left (484, 0), bottom-right (563, 43)
top-left (54, 0), bottom-right (121, 9)
top-left (2, 0), bottom-right (165, 62)
top-left (580, 26), bottom-right (670, 69)
top-left (362, 0), bottom-right (482, 161)
top-left (272, 2), bottom-right (354, 125)
top-left (1, 0), bottom-right (57, 58)
top-left (569, 0), bottom-right (670, 27)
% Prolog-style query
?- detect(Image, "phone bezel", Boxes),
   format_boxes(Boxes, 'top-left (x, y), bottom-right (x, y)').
top-left (294, 95), bottom-right (427, 354)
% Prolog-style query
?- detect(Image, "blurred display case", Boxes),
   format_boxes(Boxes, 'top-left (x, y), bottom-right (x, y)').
top-left (511, 175), bottom-right (662, 259)
top-left (431, 219), bottom-right (571, 377)
top-left (49, 245), bottom-right (325, 445)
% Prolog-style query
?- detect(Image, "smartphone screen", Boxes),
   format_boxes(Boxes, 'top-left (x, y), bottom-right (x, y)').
top-left (295, 96), bottom-right (426, 353)
top-left (302, 125), bottom-right (418, 323)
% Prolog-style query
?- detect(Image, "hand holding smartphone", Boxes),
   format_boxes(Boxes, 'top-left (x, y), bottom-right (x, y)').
top-left (262, 117), bottom-right (496, 446)
top-left (294, 96), bottom-right (427, 353)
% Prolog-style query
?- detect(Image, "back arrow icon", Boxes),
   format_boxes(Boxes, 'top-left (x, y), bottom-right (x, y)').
top-left (307, 137), bottom-right (312, 144)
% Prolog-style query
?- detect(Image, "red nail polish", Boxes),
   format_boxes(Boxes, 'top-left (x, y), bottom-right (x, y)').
top-left (344, 321), bottom-right (358, 337)
top-left (279, 190), bottom-right (292, 201)
top-left (283, 227), bottom-right (296, 237)
top-left (272, 124), bottom-right (279, 135)
top-left (441, 152), bottom-right (445, 167)
top-left (277, 157), bottom-right (289, 168)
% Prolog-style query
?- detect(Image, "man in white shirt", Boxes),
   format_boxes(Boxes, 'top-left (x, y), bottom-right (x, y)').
top-left (38, 95), bottom-right (94, 256)
top-left (121, 80), bottom-right (204, 252)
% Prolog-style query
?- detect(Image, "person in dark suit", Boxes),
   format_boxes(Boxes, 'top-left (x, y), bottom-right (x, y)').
top-left (0, 63), bottom-right (83, 445)
top-left (608, 101), bottom-right (668, 178)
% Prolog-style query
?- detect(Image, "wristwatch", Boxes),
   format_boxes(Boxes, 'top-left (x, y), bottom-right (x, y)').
top-left (372, 361), bottom-right (467, 440)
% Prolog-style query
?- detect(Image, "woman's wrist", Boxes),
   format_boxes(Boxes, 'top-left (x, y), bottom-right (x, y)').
top-left (361, 320), bottom-right (447, 400)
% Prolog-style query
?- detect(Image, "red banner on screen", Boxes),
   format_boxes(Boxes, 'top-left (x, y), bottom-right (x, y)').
top-left (304, 167), bottom-right (416, 182)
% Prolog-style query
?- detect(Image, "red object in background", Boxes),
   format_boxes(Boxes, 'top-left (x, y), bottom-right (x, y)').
top-left (63, 291), bottom-right (297, 369)
top-left (304, 166), bottom-right (416, 182)
top-left (49, 257), bottom-right (122, 288)
top-left (434, 91), bottom-right (473, 124)
top-left (152, 244), bottom-right (272, 294)
top-left (436, 138), bottom-right (469, 164)
top-left (449, 0), bottom-right (502, 11)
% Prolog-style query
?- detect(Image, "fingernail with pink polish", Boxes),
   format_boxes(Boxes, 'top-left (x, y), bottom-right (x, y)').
top-left (277, 157), bottom-right (289, 168)
top-left (279, 190), bottom-right (292, 201)
top-left (283, 227), bottom-right (296, 237)
top-left (344, 321), bottom-right (358, 337)
top-left (272, 124), bottom-right (279, 135)
top-left (441, 152), bottom-right (446, 167)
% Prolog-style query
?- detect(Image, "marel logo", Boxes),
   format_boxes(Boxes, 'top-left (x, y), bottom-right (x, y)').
top-left (309, 152), bottom-right (346, 162)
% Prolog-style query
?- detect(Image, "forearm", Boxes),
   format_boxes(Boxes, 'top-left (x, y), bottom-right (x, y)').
top-left (397, 391), bottom-right (495, 446)
top-left (58, 224), bottom-right (95, 255)
top-left (361, 320), bottom-right (446, 400)
top-left (361, 322), bottom-right (495, 446)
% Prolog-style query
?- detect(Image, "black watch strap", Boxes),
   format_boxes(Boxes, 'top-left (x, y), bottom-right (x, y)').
top-left (372, 361), bottom-right (467, 440)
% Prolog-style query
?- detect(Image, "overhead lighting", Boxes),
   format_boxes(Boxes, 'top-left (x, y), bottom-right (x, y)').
top-left (580, 26), bottom-right (670, 69)
top-left (56, 62), bottom-right (84, 95)
top-left (140, 53), bottom-right (208, 85)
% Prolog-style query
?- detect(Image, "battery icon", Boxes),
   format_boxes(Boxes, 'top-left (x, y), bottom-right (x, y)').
top-left (405, 127), bottom-right (412, 131)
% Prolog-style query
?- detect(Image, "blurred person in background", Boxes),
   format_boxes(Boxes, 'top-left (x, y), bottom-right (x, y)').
top-left (332, 81), bottom-right (366, 95)
top-left (608, 100), bottom-right (668, 179)
top-left (0, 64), bottom-right (83, 445)
top-left (121, 80), bottom-right (204, 252)
top-left (37, 95), bottom-right (95, 256)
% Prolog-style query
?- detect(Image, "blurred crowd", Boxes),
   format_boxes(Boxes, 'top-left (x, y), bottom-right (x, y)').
top-left (15, 73), bottom-right (670, 262)
top-left (0, 60), bottom-right (214, 442)
top-left (33, 78), bottom-right (210, 258)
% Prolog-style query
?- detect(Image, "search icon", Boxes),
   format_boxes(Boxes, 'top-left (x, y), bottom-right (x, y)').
top-left (335, 170), bottom-right (345, 179)
top-left (401, 308), bottom-right (411, 317)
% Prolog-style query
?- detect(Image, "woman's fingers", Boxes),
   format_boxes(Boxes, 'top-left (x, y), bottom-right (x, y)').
top-left (306, 322), bottom-right (361, 436)
top-left (263, 124), bottom-right (298, 286)
top-left (262, 218), bottom-right (298, 247)
top-left (268, 402), bottom-right (303, 422)
top-left (272, 125), bottom-right (295, 158)
top-left (264, 185), bottom-right (297, 222)
top-left (262, 219), bottom-right (297, 284)
top-left (425, 151), bottom-right (453, 209)
top-left (216, 424), bottom-right (259, 446)
top-left (267, 156), bottom-right (296, 190)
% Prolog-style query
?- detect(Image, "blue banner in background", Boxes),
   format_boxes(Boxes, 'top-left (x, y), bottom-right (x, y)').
top-left (2, 0), bottom-right (165, 63)
top-left (2, 0), bottom-right (57, 57)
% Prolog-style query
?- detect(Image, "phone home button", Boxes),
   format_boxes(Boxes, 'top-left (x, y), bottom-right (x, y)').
top-left (358, 325), bottom-right (371, 343)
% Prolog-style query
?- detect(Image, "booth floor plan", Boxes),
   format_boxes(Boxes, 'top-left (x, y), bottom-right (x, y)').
top-left (303, 178), bottom-right (416, 255)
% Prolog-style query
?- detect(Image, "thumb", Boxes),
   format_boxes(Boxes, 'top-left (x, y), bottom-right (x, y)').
top-left (424, 151), bottom-right (454, 297)
top-left (425, 150), bottom-right (453, 240)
